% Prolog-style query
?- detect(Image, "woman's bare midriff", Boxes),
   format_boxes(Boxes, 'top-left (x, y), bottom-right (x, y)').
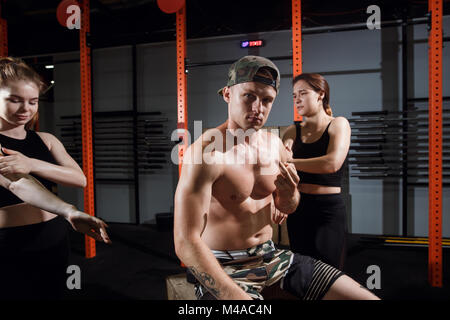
top-left (0, 203), bottom-right (57, 228)
top-left (299, 183), bottom-right (341, 195)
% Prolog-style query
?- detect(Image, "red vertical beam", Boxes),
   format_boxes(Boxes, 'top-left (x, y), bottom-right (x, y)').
top-left (176, 1), bottom-right (187, 176)
top-left (176, 0), bottom-right (187, 268)
top-left (0, 2), bottom-right (8, 57)
top-left (428, 0), bottom-right (442, 287)
top-left (292, 0), bottom-right (302, 122)
top-left (80, 0), bottom-right (96, 258)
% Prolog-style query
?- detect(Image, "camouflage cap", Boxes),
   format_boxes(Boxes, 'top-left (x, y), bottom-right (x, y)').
top-left (218, 55), bottom-right (280, 96)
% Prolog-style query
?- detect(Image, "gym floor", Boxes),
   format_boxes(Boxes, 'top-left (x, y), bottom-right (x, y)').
top-left (63, 222), bottom-right (450, 300)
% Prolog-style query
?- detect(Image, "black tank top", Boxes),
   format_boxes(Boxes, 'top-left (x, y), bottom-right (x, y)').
top-left (292, 121), bottom-right (346, 187)
top-left (0, 130), bottom-right (58, 208)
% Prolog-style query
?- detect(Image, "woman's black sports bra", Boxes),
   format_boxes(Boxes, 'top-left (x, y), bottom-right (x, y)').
top-left (291, 121), bottom-right (346, 187)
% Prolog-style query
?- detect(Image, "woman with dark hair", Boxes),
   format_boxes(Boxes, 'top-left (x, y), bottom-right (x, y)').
top-left (0, 57), bottom-right (111, 299)
top-left (282, 73), bottom-right (351, 270)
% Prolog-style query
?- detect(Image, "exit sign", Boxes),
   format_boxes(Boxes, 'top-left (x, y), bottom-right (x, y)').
top-left (240, 40), bottom-right (264, 48)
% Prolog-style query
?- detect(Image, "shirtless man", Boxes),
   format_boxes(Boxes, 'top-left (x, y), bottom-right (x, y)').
top-left (174, 56), bottom-right (378, 300)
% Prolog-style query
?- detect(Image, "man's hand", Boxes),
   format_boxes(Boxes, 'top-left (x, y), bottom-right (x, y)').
top-left (66, 210), bottom-right (112, 244)
top-left (284, 144), bottom-right (294, 163)
top-left (273, 161), bottom-right (300, 214)
top-left (0, 147), bottom-right (34, 175)
top-left (275, 162), bottom-right (300, 196)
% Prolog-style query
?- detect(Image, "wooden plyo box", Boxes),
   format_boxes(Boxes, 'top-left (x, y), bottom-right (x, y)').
top-left (166, 273), bottom-right (196, 300)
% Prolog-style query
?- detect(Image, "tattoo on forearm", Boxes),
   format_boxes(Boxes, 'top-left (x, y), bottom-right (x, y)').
top-left (188, 266), bottom-right (221, 298)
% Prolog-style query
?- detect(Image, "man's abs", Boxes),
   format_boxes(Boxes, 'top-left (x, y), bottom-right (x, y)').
top-left (201, 197), bottom-right (273, 251)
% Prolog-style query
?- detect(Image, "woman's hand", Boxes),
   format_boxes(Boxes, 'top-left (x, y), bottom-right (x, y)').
top-left (271, 205), bottom-right (288, 225)
top-left (284, 144), bottom-right (294, 163)
top-left (66, 210), bottom-right (112, 244)
top-left (0, 147), bottom-right (34, 175)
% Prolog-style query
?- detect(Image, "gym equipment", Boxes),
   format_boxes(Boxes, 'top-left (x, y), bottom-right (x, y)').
top-left (79, 0), bottom-right (96, 258)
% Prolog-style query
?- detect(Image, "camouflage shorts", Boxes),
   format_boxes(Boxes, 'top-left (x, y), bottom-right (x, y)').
top-left (194, 240), bottom-right (294, 300)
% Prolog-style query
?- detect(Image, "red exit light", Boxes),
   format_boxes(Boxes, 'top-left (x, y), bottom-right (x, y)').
top-left (240, 40), bottom-right (264, 48)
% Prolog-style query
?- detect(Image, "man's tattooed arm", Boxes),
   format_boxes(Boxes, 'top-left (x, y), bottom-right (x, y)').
top-left (188, 266), bottom-right (222, 298)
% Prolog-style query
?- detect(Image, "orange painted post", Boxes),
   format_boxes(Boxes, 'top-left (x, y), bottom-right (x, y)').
top-left (176, 1), bottom-right (188, 176)
top-left (0, 2), bottom-right (8, 57)
top-left (80, 0), bottom-right (96, 259)
top-left (292, 0), bottom-right (302, 122)
top-left (428, 0), bottom-right (443, 287)
top-left (176, 1), bottom-right (187, 268)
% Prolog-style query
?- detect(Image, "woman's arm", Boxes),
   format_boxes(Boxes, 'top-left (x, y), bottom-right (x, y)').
top-left (0, 146), bottom-right (110, 243)
top-left (0, 132), bottom-right (86, 187)
top-left (1, 170), bottom-right (111, 243)
top-left (285, 117), bottom-right (351, 174)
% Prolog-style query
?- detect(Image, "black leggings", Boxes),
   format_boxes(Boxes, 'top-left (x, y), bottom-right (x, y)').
top-left (287, 193), bottom-right (347, 270)
top-left (0, 216), bottom-right (70, 299)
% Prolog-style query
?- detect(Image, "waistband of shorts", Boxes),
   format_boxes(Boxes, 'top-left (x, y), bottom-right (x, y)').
top-left (211, 240), bottom-right (276, 260)
top-left (0, 216), bottom-right (68, 252)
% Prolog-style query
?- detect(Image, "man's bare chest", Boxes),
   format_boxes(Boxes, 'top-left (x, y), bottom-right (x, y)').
top-left (208, 133), bottom-right (282, 205)
top-left (211, 161), bottom-right (279, 207)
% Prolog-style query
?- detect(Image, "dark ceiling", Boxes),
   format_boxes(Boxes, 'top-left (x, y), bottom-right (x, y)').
top-left (2, 0), bottom-right (448, 57)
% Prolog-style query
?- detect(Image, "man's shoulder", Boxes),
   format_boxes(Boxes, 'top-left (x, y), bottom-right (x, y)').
top-left (260, 129), bottom-right (287, 162)
top-left (183, 130), bottom-right (224, 176)
top-left (256, 127), bottom-right (282, 142)
top-left (260, 128), bottom-right (283, 149)
top-left (188, 127), bottom-right (225, 153)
